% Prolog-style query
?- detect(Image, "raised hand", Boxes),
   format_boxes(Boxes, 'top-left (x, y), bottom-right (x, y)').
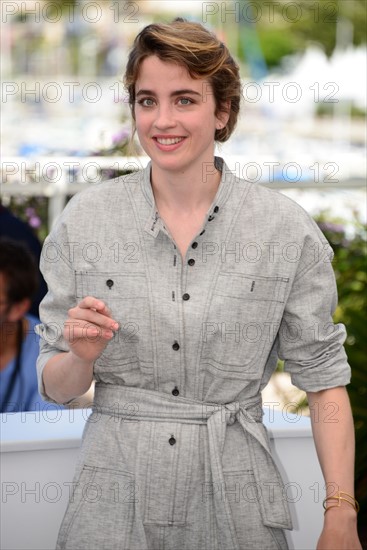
top-left (63, 296), bottom-right (119, 364)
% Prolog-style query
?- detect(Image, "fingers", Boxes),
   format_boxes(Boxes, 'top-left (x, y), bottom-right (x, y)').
top-left (64, 321), bottom-right (115, 342)
top-left (78, 296), bottom-right (113, 317)
top-left (69, 297), bottom-right (118, 328)
top-left (68, 307), bottom-right (118, 332)
top-left (64, 296), bottom-right (119, 342)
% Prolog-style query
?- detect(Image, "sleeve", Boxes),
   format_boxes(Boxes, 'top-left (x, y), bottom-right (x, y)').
top-left (24, 315), bottom-right (65, 411)
top-left (278, 217), bottom-right (351, 392)
top-left (35, 210), bottom-right (78, 403)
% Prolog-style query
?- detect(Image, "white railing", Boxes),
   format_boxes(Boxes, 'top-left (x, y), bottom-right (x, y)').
top-left (0, 407), bottom-right (324, 550)
top-left (1, 155), bottom-right (366, 229)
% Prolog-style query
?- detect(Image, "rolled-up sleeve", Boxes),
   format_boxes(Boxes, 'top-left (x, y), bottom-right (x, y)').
top-left (278, 221), bottom-right (351, 392)
top-left (35, 215), bottom-right (77, 403)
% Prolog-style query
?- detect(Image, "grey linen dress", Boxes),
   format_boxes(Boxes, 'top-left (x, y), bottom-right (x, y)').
top-left (36, 157), bottom-right (351, 550)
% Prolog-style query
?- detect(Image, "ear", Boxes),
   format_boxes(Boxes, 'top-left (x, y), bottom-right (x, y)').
top-left (216, 100), bottom-right (231, 129)
top-left (7, 298), bottom-right (31, 323)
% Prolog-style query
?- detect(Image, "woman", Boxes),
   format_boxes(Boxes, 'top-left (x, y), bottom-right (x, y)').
top-left (36, 20), bottom-right (361, 550)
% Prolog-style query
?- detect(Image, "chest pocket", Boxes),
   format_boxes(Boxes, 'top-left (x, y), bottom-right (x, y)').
top-left (75, 271), bottom-right (148, 303)
top-left (75, 272), bottom-right (153, 381)
top-left (200, 272), bottom-right (289, 378)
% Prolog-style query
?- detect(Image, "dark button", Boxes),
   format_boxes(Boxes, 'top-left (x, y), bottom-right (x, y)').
top-left (199, 229), bottom-right (206, 236)
top-left (172, 341), bottom-right (180, 351)
top-left (169, 436), bottom-right (176, 445)
top-left (188, 258), bottom-right (195, 266)
top-left (191, 242), bottom-right (198, 249)
top-left (106, 279), bottom-right (114, 289)
top-left (214, 205), bottom-right (219, 213)
top-left (172, 386), bottom-right (179, 396)
top-left (208, 215), bottom-right (215, 221)
top-left (182, 293), bottom-right (190, 301)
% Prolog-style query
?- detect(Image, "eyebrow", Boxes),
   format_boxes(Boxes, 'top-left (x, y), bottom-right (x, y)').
top-left (136, 89), bottom-right (202, 98)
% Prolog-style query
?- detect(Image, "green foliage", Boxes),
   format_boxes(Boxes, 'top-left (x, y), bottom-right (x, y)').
top-left (316, 102), bottom-right (367, 118)
top-left (315, 213), bottom-right (367, 528)
top-left (241, 0), bottom-right (367, 68)
top-left (14, 1), bottom-right (367, 71)
top-left (256, 28), bottom-right (299, 68)
top-left (7, 196), bottom-right (49, 242)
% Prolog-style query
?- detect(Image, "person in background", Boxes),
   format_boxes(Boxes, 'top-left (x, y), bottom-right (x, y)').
top-left (0, 238), bottom-right (61, 413)
top-left (0, 202), bottom-right (47, 318)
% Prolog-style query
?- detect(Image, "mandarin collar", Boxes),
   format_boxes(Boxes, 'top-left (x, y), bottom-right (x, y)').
top-left (142, 157), bottom-right (235, 238)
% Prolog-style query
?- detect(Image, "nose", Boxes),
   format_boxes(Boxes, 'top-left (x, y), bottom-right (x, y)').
top-left (153, 103), bottom-right (176, 130)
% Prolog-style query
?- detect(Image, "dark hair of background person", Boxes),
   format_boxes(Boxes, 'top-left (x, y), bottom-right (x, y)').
top-left (0, 203), bottom-right (47, 317)
top-left (0, 237), bottom-right (39, 305)
top-left (1, 237), bottom-right (44, 414)
top-left (124, 18), bottom-right (241, 143)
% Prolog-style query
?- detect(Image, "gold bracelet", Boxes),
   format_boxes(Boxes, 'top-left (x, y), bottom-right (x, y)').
top-left (323, 491), bottom-right (360, 514)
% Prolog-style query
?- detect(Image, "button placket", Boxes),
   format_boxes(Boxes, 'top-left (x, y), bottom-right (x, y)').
top-left (171, 244), bottom-right (182, 402)
top-left (207, 205), bottom-right (219, 223)
top-left (183, 242), bottom-right (197, 297)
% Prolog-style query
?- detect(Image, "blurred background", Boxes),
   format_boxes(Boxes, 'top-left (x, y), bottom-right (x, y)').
top-left (1, 0), bottom-right (366, 536)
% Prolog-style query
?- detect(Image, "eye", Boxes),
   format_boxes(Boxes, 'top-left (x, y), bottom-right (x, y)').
top-left (137, 97), bottom-right (155, 107)
top-left (178, 97), bottom-right (193, 105)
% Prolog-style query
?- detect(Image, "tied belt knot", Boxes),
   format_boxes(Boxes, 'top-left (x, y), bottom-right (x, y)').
top-left (220, 400), bottom-right (262, 425)
top-left (93, 383), bottom-right (292, 550)
top-left (223, 401), bottom-right (239, 425)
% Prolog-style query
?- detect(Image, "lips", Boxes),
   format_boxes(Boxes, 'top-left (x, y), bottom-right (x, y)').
top-left (154, 137), bottom-right (185, 145)
top-left (151, 135), bottom-right (187, 153)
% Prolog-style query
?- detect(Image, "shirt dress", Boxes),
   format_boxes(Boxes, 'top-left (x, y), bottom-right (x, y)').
top-left (36, 157), bottom-right (351, 550)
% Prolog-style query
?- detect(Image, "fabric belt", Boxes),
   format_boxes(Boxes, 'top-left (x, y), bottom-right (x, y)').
top-left (93, 383), bottom-right (292, 549)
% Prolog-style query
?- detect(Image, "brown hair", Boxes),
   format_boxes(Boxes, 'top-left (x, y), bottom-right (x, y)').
top-left (123, 19), bottom-right (241, 143)
top-left (0, 238), bottom-right (38, 305)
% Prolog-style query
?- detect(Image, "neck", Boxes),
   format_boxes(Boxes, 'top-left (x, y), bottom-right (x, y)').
top-left (151, 159), bottom-right (221, 213)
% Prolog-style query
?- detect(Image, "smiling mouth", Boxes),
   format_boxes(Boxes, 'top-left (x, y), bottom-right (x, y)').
top-left (154, 137), bottom-right (185, 145)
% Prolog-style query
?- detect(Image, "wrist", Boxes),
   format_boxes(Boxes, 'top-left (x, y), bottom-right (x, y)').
top-left (324, 504), bottom-right (358, 518)
top-left (323, 490), bottom-right (359, 516)
top-left (323, 503), bottom-right (358, 528)
top-left (68, 350), bottom-right (94, 369)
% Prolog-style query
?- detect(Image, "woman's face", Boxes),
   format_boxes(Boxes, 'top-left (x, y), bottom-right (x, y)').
top-left (134, 55), bottom-right (228, 176)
